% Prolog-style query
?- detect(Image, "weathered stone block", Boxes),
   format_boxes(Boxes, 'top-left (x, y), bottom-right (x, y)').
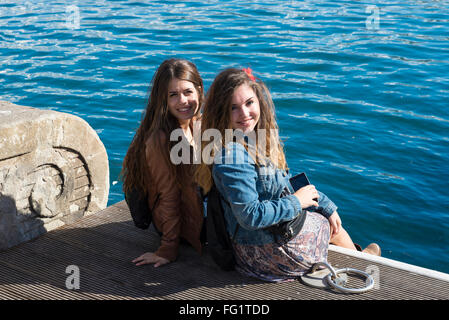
top-left (0, 101), bottom-right (109, 250)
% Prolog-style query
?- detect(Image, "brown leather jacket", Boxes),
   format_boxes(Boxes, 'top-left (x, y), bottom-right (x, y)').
top-left (144, 131), bottom-right (203, 262)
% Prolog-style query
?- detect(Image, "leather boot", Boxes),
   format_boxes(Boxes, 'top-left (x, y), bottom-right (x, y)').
top-left (362, 243), bottom-right (381, 256)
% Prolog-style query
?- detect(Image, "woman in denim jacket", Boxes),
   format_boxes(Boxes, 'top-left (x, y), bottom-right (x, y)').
top-left (196, 68), bottom-right (380, 282)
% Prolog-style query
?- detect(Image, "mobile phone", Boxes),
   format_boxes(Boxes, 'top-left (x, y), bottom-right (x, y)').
top-left (289, 172), bottom-right (311, 192)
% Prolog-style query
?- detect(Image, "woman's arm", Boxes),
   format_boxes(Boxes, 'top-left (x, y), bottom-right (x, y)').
top-left (302, 190), bottom-right (338, 219)
top-left (212, 143), bottom-right (301, 230)
top-left (143, 133), bottom-right (182, 263)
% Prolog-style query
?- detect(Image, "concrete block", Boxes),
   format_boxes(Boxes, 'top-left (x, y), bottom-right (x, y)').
top-left (0, 100), bottom-right (109, 250)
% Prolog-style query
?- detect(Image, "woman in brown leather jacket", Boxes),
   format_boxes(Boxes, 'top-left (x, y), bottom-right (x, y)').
top-left (121, 58), bottom-right (205, 267)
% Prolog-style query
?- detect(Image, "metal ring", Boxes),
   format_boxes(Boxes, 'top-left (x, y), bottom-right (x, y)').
top-left (325, 268), bottom-right (375, 294)
top-left (310, 261), bottom-right (338, 280)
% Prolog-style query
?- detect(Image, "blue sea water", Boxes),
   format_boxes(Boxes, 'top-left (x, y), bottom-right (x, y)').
top-left (1, 0), bottom-right (448, 274)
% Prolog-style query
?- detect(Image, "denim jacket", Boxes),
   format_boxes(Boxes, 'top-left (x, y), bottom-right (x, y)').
top-left (212, 142), bottom-right (337, 246)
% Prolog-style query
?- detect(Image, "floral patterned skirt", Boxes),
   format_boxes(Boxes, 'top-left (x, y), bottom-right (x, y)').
top-left (232, 211), bottom-right (331, 282)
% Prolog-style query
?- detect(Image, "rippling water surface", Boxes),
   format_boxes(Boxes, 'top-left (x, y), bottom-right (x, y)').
top-left (1, 0), bottom-right (448, 274)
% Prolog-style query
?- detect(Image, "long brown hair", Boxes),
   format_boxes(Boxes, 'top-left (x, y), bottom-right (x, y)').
top-left (121, 58), bottom-right (204, 196)
top-left (195, 68), bottom-right (287, 193)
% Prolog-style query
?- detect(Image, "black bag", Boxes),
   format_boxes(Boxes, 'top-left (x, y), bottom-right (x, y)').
top-left (265, 210), bottom-right (307, 244)
top-left (124, 187), bottom-right (160, 230)
top-left (206, 184), bottom-right (239, 271)
top-left (264, 172), bottom-right (310, 244)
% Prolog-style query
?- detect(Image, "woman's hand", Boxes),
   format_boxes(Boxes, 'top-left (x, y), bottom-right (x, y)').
top-left (328, 211), bottom-right (342, 237)
top-left (294, 185), bottom-right (319, 209)
top-left (132, 252), bottom-right (170, 268)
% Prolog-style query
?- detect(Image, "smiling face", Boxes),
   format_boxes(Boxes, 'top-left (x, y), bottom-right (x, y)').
top-left (230, 83), bottom-right (260, 134)
top-left (167, 78), bottom-right (199, 126)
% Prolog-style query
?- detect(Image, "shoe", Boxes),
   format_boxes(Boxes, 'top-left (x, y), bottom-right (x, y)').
top-left (362, 243), bottom-right (381, 256)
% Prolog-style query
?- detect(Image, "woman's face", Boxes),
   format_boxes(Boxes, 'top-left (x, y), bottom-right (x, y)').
top-left (167, 78), bottom-right (199, 123)
top-left (230, 83), bottom-right (260, 134)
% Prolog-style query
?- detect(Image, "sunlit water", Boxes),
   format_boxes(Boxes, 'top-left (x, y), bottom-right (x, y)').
top-left (1, 0), bottom-right (448, 274)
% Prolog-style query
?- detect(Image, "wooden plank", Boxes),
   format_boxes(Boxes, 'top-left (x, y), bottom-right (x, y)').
top-left (0, 259), bottom-right (91, 300)
top-left (0, 201), bottom-right (448, 300)
top-left (0, 245), bottom-right (147, 300)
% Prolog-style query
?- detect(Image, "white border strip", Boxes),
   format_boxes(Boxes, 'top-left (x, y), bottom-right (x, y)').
top-left (329, 244), bottom-right (449, 282)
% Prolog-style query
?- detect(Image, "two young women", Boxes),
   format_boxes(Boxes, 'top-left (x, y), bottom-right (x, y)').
top-left (122, 58), bottom-right (380, 281)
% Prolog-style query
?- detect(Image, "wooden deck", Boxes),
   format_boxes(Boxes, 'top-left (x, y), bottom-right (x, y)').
top-left (1, 200), bottom-right (448, 301)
